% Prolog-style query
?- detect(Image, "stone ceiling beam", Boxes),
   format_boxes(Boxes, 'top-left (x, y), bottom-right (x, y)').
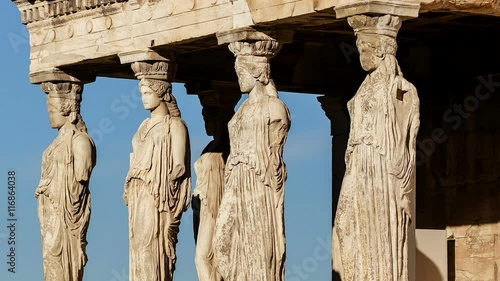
top-left (420, 0), bottom-right (500, 16)
top-left (9, 0), bottom-right (499, 85)
top-left (334, 0), bottom-right (421, 19)
top-left (30, 68), bottom-right (96, 85)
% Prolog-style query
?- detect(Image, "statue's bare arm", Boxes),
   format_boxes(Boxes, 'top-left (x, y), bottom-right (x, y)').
top-left (170, 119), bottom-right (188, 181)
top-left (269, 100), bottom-right (290, 146)
top-left (73, 134), bottom-right (95, 183)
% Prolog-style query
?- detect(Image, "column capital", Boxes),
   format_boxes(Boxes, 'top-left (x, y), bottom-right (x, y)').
top-left (216, 27), bottom-right (294, 45)
top-left (227, 40), bottom-right (283, 60)
top-left (317, 95), bottom-right (350, 137)
top-left (348, 14), bottom-right (403, 40)
top-left (130, 60), bottom-right (177, 82)
top-left (217, 28), bottom-right (293, 60)
top-left (39, 81), bottom-right (84, 110)
top-left (185, 81), bottom-right (241, 109)
top-left (30, 68), bottom-right (95, 85)
top-left (198, 90), bottom-right (241, 110)
top-left (334, 0), bottom-right (420, 19)
top-left (119, 49), bottom-right (177, 82)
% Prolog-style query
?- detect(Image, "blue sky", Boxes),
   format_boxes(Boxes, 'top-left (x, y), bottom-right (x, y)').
top-left (0, 2), bottom-right (333, 281)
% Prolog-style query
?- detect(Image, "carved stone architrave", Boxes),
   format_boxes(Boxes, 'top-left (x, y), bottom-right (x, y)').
top-left (36, 78), bottom-right (97, 281)
top-left (30, 68), bottom-right (96, 85)
top-left (212, 30), bottom-right (292, 281)
top-left (123, 50), bottom-right (191, 281)
top-left (332, 14), bottom-right (420, 281)
top-left (189, 86), bottom-right (240, 281)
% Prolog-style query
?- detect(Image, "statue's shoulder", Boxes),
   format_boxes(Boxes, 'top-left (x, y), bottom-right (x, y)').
top-left (137, 118), bottom-right (151, 130)
top-left (268, 97), bottom-right (291, 123)
top-left (72, 131), bottom-right (95, 147)
top-left (169, 116), bottom-right (188, 131)
top-left (400, 77), bottom-right (419, 108)
top-left (268, 96), bottom-right (286, 106)
top-left (72, 131), bottom-right (96, 159)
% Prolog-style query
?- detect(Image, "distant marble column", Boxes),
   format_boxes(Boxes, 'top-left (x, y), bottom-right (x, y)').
top-left (317, 95), bottom-right (350, 281)
top-left (317, 95), bottom-right (350, 226)
top-left (34, 71), bottom-right (97, 281)
top-left (186, 84), bottom-right (241, 281)
top-left (213, 28), bottom-right (292, 281)
top-left (331, 6), bottom-right (421, 281)
top-left (119, 51), bottom-right (191, 281)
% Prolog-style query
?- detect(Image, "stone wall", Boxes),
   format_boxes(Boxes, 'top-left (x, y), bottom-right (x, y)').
top-left (416, 74), bottom-right (500, 281)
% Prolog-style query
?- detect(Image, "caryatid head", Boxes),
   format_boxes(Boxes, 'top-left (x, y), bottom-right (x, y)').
top-left (132, 61), bottom-right (180, 116)
top-left (349, 15), bottom-right (401, 72)
top-left (228, 40), bottom-right (281, 93)
top-left (41, 82), bottom-right (83, 129)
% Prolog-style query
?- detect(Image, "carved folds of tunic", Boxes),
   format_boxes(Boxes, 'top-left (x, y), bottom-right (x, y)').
top-left (213, 41), bottom-right (291, 281)
top-left (125, 61), bottom-right (191, 281)
top-left (332, 15), bottom-right (420, 281)
top-left (36, 82), bottom-right (96, 281)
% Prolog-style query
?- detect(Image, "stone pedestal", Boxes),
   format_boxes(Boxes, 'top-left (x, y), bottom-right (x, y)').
top-left (415, 229), bottom-right (448, 281)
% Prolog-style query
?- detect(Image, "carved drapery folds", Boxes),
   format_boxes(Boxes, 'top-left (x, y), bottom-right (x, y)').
top-left (125, 58), bottom-right (191, 281)
top-left (332, 14), bottom-right (420, 281)
top-left (212, 34), bottom-right (291, 281)
top-left (37, 81), bottom-right (96, 281)
top-left (192, 90), bottom-right (240, 281)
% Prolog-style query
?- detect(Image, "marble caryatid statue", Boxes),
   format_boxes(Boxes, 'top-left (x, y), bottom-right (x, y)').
top-left (332, 15), bottom-right (420, 281)
top-left (125, 61), bottom-right (191, 281)
top-left (193, 92), bottom-right (240, 281)
top-left (36, 82), bottom-right (97, 281)
top-left (213, 40), bottom-right (291, 281)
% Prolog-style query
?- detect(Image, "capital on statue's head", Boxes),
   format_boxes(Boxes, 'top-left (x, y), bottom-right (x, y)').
top-left (40, 82), bottom-right (83, 102)
top-left (348, 14), bottom-right (402, 39)
top-left (228, 40), bottom-right (281, 59)
top-left (131, 61), bottom-right (176, 81)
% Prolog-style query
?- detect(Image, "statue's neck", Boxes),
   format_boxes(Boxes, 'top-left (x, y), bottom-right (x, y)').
top-left (369, 64), bottom-right (385, 79)
top-left (150, 102), bottom-right (169, 119)
top-left (58, 122), bottom-right (76, 134)
top-left (248, 82), bottom-right (268, 101)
